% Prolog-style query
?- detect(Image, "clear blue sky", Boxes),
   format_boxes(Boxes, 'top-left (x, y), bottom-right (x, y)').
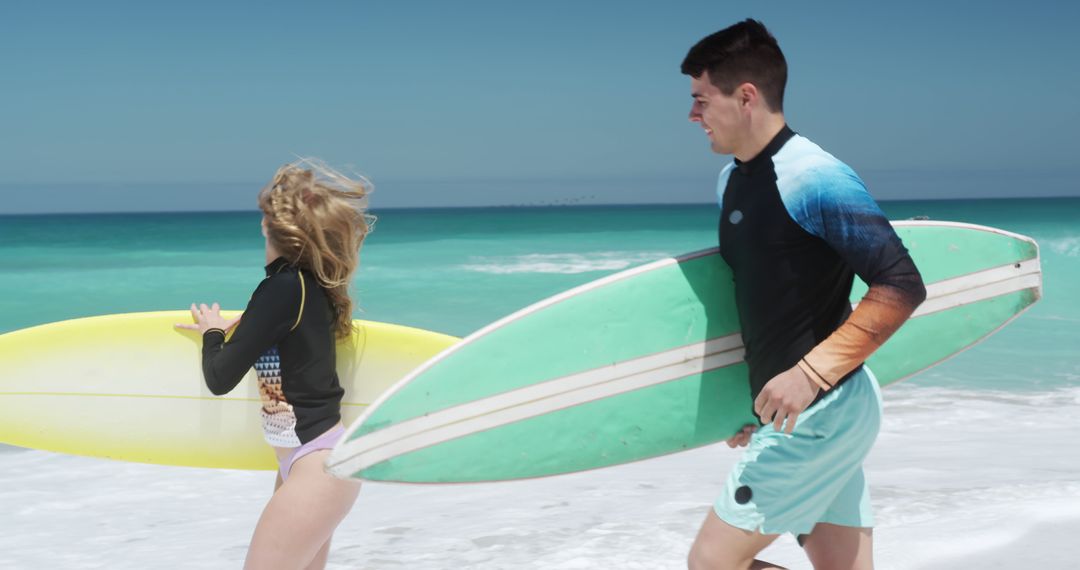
top-left (1, 1), bottom-right (1077, 213)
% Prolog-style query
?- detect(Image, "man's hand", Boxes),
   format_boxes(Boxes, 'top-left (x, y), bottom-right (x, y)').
top-left (726, 424), bottom-right (757, 448)
top-left (754, 364), bottom-right (821, 434)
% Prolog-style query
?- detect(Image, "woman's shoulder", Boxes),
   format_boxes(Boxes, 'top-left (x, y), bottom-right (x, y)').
top-left (254, 266), bottom-right (303, 299)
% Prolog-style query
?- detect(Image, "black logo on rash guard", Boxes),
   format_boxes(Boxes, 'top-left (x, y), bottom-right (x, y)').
top-left (729, 210), bottom-right (744, 225)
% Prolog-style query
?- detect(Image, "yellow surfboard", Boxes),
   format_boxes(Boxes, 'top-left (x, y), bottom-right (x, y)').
top-left (0, 311), bottom-right (458, 470)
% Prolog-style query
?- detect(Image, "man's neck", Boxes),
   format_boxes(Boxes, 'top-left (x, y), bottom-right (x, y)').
top-left (734, 113), bottom-right (787, 163)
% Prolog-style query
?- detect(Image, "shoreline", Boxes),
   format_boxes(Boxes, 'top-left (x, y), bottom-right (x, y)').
top-left (2, 384), bottom-right (1079, 568)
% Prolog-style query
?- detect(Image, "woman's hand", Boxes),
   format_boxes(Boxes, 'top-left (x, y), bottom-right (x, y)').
top-left (175, 303), bottom-right (242, 335)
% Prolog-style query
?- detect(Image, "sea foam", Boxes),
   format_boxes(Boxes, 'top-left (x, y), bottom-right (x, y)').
top-left (459, 252), bottom-right (671, 275)
top-left (2, 383), bottom-right (1078, 568)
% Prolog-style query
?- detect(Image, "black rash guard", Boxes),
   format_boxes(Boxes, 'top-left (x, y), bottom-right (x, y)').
top-left (201, 257), bottom-right (344, 446)
top-left (718, 126), bottom-right (926, 411)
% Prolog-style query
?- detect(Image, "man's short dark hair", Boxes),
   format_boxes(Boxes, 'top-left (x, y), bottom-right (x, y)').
top-left (681, 19), bottom-right (787, 112)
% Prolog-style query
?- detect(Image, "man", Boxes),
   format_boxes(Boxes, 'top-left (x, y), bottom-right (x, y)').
top-left (681, 20), bottom-right (926, 570)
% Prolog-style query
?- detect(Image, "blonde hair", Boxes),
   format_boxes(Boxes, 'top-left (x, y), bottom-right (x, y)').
top-left (257, 159), bottom-right (374, 339)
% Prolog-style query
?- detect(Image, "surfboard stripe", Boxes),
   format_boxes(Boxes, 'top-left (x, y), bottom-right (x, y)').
top-left (0, 392), bottom-right (262, 402)
top-left (919, 257), bottom-right (1038, 298)
top-left (327, 258), bottom-right (1041, 477)
top-left (327, 338), bottom-right (745, 475)
top-left (915, 272), bottom-right (1041, 317)
top-left (0, 393), bottom-right (376, 411)
top-left (327, 334), bottom-right (743, 468)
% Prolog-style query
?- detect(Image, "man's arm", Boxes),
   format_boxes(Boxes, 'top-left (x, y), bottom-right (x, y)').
top-left (799, 282), bottom-right (924, 390)
top-left (794, 174), bottom-right (926, 388)
top-left (755, 167), bottom-right (926, 432)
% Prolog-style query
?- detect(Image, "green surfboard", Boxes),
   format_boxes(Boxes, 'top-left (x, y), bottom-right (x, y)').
top-left (327, 221), bottom-right (1042, 483)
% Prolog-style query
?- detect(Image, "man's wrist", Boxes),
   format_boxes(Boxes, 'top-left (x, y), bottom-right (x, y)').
top-left (798, 358), bottom-right (831, 392)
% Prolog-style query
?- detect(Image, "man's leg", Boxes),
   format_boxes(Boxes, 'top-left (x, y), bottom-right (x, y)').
top-left (699, 370), bottom-right (881, 569)
top-left (798, 466), bottom-right (875, 570)
top-left (688, 509), bottom-right (784, 570)
top-left (801, 523), bottom-right (873, 570)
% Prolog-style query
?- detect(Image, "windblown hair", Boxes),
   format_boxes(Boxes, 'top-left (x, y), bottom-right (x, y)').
top-left (257, 159), bottom-right (373, 339)
top-left (681, 19), bottom-right (788, 112)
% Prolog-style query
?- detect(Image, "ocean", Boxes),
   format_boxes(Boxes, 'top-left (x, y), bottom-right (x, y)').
top-left (1, 198), bottom-right (1078, 568)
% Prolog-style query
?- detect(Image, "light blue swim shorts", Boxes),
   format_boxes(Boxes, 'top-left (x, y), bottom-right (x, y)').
top-left (714, 366), bottom-right (883, 537)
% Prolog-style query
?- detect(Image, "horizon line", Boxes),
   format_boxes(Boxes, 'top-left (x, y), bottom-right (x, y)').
top-left (2, 195), bottom-right (1079, 218)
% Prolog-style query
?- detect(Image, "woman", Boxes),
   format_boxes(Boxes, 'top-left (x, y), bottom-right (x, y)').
top-left (177, 159), bottom-right (372, 569)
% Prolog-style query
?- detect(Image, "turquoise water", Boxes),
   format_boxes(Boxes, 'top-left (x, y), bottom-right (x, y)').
top-left (2, 198), bottom-right (1077, 392)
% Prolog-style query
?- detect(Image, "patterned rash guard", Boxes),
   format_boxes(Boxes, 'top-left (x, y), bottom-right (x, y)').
top-left (200, 257), bottom-right (344, 446)
top-left (718, 125), bottom-right (926, 414)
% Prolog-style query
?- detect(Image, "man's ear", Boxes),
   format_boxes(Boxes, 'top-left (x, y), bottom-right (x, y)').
top-left (735, 82), bottom-right (759, 109)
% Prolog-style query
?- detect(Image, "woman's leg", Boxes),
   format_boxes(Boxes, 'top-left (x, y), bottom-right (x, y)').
top-left (245, 449), bottom-right (361, 570)
top-left (274, 466), bottom-right (333, 570)
top-left (304, 538), bottom-right (333, 570)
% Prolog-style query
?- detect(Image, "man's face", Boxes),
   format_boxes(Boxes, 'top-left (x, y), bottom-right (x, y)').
top-left (689, 71), bottom-right (744, 155)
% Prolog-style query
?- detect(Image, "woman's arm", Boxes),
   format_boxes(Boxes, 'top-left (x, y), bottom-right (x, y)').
top-left (177, 274), bottom-right (301, 395)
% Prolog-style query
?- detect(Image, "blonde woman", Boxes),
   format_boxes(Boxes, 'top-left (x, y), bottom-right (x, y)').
top-left (177, 160), bottom-right (371, 569)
